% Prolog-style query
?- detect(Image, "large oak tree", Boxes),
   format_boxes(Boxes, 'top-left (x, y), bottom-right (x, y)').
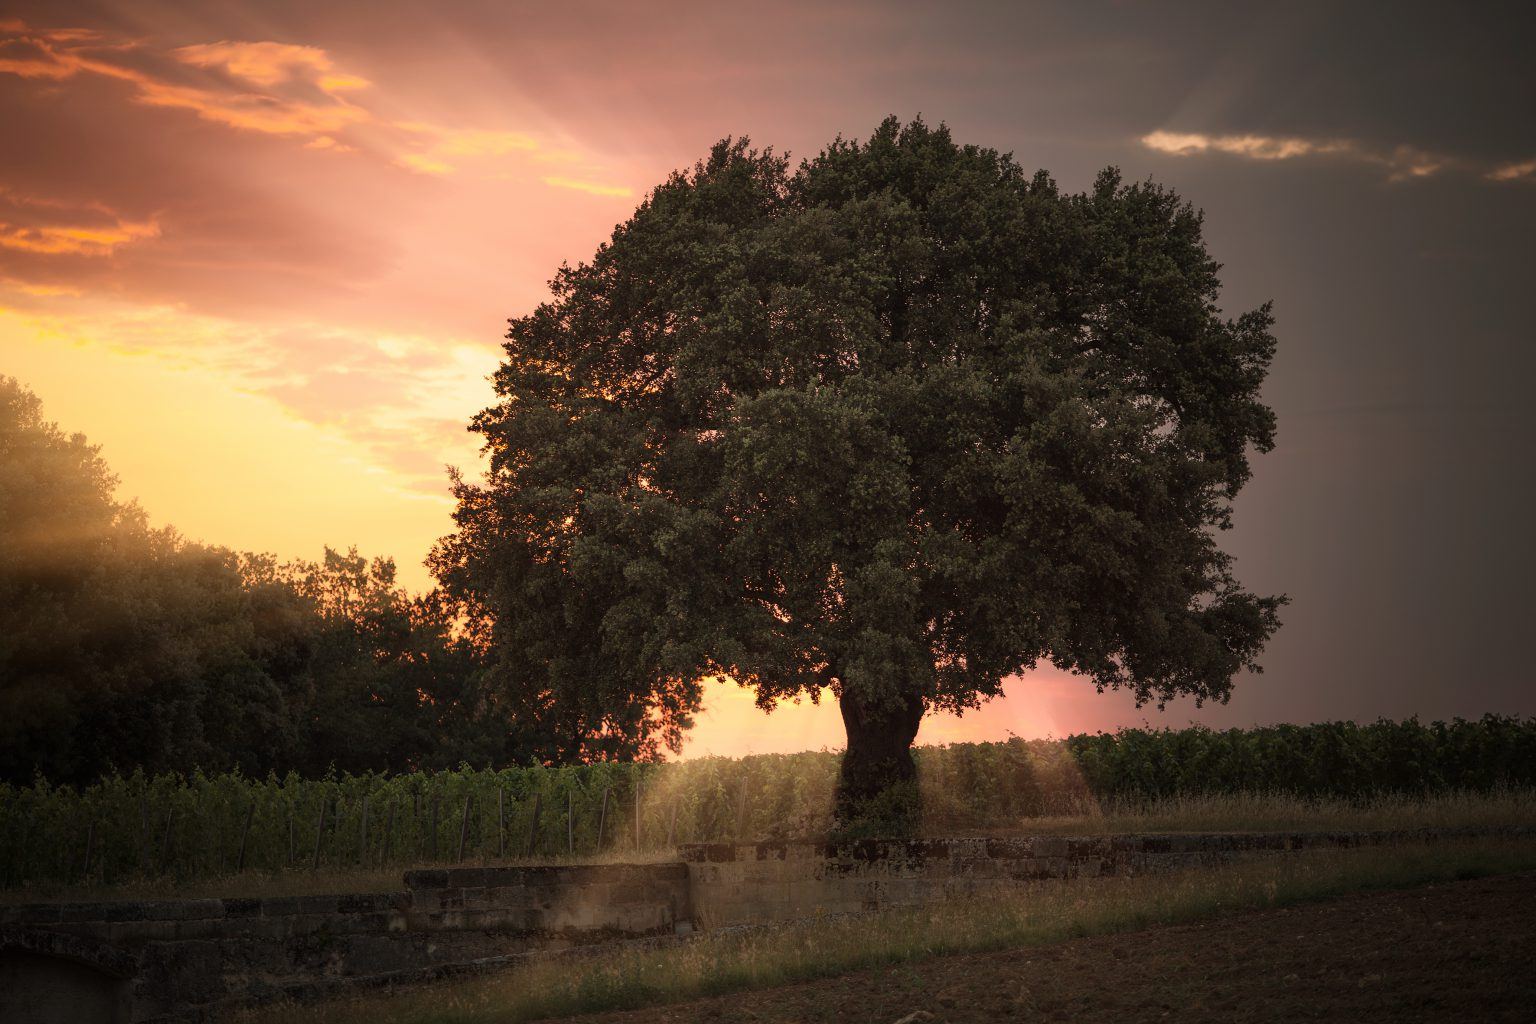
top-left (433, 118), bottom-right (1283, 821)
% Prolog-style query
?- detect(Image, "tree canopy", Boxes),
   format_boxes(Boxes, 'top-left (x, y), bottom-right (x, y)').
top-left (434, 117), bottom-right (1283, 820)
top-left (1, 377), bottom-right (600, 785)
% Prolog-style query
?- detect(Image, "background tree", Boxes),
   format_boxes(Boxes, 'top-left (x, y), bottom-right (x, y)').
top-left (0, 377), bottom-right (502, 784)
top-left (436, 117), bottom-right (1284, 827)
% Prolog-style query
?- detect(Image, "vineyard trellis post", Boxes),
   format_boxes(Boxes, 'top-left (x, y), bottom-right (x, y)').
top-left (381, 799), bottom-right (395, 868)
top-left (159, 807), bottom-right (174, 877)
top-left (634, 779), bottom-right (641, 853)
top-left (497, 787), bottom-right (506, 858)
top-left (525, 792), bottom-right (541, 858)
top-left (736, 778), bottom-right (749, 840)
top-left (15, 815), bottom-right (32, 889)
top-left (595, 785), bottom-right (610, 854)
top-left (430, 795), bottom-right (440, 861)
top-left (80, 821), bottom-right (94, 884)
top-left (136, 793), bottom-right (149, 872)
top-left (310, 798), bottom-right (326, 871)
top-left (566, 790), bottom-right (573, 856)
top-left (456, 795), bottom-right (472, 862)
top-left (236, 802), bottom-right (254, 873)
top-left (358, 795), bottom-right (370, 865)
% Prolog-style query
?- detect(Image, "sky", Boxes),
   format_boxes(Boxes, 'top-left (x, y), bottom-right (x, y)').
top-left (3, 1), bottom-right (1533, 757)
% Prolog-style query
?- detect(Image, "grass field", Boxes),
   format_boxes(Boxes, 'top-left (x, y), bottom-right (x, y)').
top-left (10, 788), bottom-right (1532, 905)
top-left (239, 834), bottom-right (1536, 1024)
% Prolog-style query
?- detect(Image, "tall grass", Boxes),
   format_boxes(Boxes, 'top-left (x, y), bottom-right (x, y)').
top-left (241, 836), bottom-right (1536, 1024)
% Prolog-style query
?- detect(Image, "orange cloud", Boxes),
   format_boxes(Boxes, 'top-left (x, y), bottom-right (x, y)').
top-left (0, 22), bottom-right (370, 138)
top-left (0, 219), bottom-right (159, 255)
top-left (0, 189), bottom-right (159, 257)
top-left (0, 20), bottom-right (615, 193)
top-left (174, 41), bottom-right (366, 90)
top-left (542, 176), bottom-right (634, 197)
top-left (1141, 130), bottom-right (1350, 161)
top-left (1142, 129), bottom-right (1451, 182)
top-left (0, 277), bottom-right (82, 297)
top-left (393, 123), bottom-right (546, 175)
top-left (1488, 158), bottom-right (1536, 182)
top-left (0, 34), bottom-right (75, 78)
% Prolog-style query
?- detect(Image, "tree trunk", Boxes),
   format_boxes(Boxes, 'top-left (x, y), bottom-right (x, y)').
top-left (835, 687), bottom-right (925, 831)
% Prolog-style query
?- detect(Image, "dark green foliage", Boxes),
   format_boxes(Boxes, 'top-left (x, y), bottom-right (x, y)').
top-left (1068, 716), bottom-right (1536, 800)
top-left (433, 117), bottom-right (1284, 818)
top-left (4, 716), bottom-right (1529, 888)
top-left (0, 376), bottom-right (506, 784)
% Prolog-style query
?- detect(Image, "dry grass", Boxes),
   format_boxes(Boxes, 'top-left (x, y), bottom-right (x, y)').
top-left (241, 835), bottom-right (1536, 1024)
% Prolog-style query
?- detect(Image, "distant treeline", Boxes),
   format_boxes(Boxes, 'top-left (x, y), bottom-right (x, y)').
top-left (1065, 716), bottom-right (1536, 799)
top-left (0, 378), bottom-right (671, 787)
top-left (4, 717), bottom-right (1532, 888)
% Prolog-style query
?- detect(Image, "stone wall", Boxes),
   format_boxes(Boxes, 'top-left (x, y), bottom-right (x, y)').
top-left (0, 862), bottom-right (691, 1023)
top-left (678, 828), bottom-right (1519, 927)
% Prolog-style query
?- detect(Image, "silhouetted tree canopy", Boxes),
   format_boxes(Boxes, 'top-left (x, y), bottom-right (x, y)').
top-left (2, 377), bottom-right (529, 784)
top-left (433, 117), bottom-right (1283, 822)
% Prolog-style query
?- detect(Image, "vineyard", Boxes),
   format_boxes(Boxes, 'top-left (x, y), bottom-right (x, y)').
top-left (3, 716), bottom-right (1534, 890)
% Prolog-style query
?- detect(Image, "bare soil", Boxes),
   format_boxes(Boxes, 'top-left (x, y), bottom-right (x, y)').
top-left (558, 871), bottom-right (1536, 1024)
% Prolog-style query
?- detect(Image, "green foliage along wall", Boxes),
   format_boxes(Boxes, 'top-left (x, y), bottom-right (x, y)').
top-left (3, 716), bottom-right (1532, 889)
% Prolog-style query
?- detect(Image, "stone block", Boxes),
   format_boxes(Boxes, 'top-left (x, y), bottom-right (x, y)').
top-left (523, 883), bottom-right (565, 910)
top-left (446, 867), bottom-right (489, 888)
top-left (609, 881), bottom-right (658, 905)
top-left (617, 903), bottom-right (667, 934)
top-left (105, 917), bottom-right (180, 945)
top-left (985, 837), bottom-right (1031, 860)
top-left (291, 895), bottom-right (340, 916)
top-left (541, 900), bottom-right (602, 932)
top-left (336, 892), bottom-right (408, 915)
top-left (222, 898), bottom-right (262, 919)
top-left (1030, 836), bottom-right (1068, 858)
top-left (0, 903), bottom-right (63, 925)
top-left (404, 868), bottom-right (450, 890)
top-left (407, 887), bottom-right (443, 912)
top-left (462, 908), bottom-right (535, 932)
top-left (171, 917), bottom-right (232, 941)
top-left (482, 884), bottom-right (529, 908)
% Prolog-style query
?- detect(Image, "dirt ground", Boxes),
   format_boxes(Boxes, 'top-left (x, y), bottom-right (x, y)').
top-left (558, 872), bottom-right (1536, 1024)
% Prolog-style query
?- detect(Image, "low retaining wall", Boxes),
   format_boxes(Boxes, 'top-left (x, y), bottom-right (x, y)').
top-left (678, 827), bottom-right (1525, 926)
top-left (0, 862), bottom-right (690, 1023)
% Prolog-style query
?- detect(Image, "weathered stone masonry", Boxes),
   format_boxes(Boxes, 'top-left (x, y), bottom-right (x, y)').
top-left (1, 862), bottom-right (691, 1023)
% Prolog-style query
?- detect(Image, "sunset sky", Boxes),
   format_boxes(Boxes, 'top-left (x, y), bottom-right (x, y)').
top-left (4, 1), bottom-right (1533, 757)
